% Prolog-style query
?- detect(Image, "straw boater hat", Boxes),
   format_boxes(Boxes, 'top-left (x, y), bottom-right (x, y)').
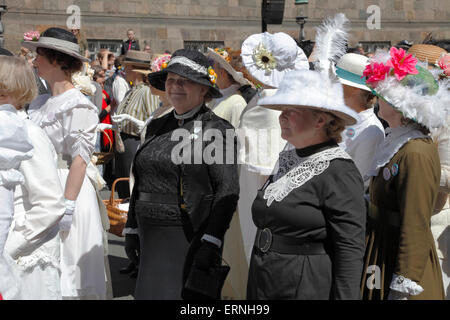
top-left (147, 48), bottom-right (222, 98)
top-left (22, 27), bottom-right (89, 62)
top-left (206, 47), bottom-right (249, 86)
top-left (241, 32), bottom-right (309, 88)
top-left (335, 53), bottom-right (371, 91)
top-left (363, 47), bottom-right (450, 129)
top-left (407, 44), bottom-right (448, 66)
top-left (258, 69), bottom-right (359, 126)
top-left (122, 50), bottom-right (152, 75)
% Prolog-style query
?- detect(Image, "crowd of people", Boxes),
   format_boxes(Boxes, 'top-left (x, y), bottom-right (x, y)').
top-left (0, 12), bottom-right (449, 300)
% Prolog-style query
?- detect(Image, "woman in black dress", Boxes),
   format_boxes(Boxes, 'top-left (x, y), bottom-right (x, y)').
top-left (123, 49), bottom-right (239, 300)
top-left (247, 69), bottom-right (366, 300)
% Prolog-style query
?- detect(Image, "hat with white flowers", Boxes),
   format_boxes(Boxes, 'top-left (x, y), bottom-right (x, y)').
top-left (241, 32), bottom-right (309, 88)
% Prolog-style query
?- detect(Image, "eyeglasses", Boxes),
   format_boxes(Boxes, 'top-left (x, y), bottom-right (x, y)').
top-left (166, 77), bottom-right (193, 87)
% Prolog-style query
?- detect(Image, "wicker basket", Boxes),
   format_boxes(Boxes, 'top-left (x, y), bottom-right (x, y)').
top-left (104, 177), bottom-right (130, 237)
top-left (93, 129), bottom-right (115, 166)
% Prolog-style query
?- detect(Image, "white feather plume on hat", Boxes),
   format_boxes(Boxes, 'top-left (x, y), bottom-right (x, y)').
top-left (313, 13), bottom-right (350, 78)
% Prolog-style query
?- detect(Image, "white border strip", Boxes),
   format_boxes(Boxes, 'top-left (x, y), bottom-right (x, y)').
top-left (168, 56), bottom-right (208, 75)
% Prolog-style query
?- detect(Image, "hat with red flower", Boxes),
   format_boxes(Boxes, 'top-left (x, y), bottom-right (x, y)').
top-left (362, 47), bottom-right (450, 129)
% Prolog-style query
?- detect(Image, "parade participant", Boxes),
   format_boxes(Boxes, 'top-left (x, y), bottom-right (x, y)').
top-left (113, 50), bottom-right (159, 199)
top-left (24, 27), bottom-right (110, 299)
top-left (407, 47), bottom-right (450, 299)
top-left (247, 69), bottom-right (365, 299)
top-left (1, 56), bottom-right (65, 300)
top-left (205, 47), bottom-right (248, 128)
top-left (124, 49), bottom-right (239, 299)
top-left (0, 103), bottom-right (33, 300)
top-left (361, 47), bottom-right (449, 300)
top-left (237, 31), bottom-right (309, 275)
top-left (335, 53), bottom-right (385, 189)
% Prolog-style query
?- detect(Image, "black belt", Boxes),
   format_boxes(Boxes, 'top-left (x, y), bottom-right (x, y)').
top-left (137, 192), bottom-right (179, 205)
top-left (254, 228), bottom-right (327, 255)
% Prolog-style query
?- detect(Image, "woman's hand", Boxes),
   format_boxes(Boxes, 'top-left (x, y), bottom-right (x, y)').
top-left (96, 123), bottom-right (117, 132)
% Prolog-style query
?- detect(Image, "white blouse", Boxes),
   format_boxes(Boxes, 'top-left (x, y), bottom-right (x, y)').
top-left (28, 89), bottom-right (98, 166)
top-left (0, 105), bottom-right (33, 253)
top-left (5, 110), bottom-right (65, 261)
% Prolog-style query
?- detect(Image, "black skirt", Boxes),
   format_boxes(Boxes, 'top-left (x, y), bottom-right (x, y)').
top-left (134, 214), bottom-right (189, 300)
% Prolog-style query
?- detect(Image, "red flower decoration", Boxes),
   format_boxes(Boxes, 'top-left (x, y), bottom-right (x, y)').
top-left (363, 62), bottom-right (391, 84)
top-left (438, 54), bottom-right (450, 77)
top-left (386, 47), bottom-right (418, 81)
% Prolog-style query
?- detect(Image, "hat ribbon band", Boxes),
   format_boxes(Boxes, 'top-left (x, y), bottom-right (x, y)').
top-left (124, 57), bottom-right (151, 64)
top-left (168, 56), bottom-right (208, 75)
top-left (34, 36), bottom-right (80, 53)
top-left (336, 66), bottom-right (367, 87)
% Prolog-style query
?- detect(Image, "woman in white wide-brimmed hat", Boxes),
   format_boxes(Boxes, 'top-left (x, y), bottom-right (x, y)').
top-left (247, 69), bottom-right (366, 300)
top-left (235, 32), bottom-right (309, 291)
top-left (24, 27), bottom-right (110, 300)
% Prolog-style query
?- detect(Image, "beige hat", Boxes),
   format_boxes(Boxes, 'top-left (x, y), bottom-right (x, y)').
top-left (123, 50), bottom-right (151, 69)
top-left (206, 47), bottom-right (249, 86)
top-left (407, 44), bottom-right (447, 66)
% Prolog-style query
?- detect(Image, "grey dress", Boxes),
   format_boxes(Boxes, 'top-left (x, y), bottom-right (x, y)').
top-left (247, 141), bottom-right (366, 300)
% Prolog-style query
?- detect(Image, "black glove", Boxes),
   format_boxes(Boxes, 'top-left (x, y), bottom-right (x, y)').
top-left (124, 233), bottom-right (140, 266)
top-left (192, 241), bottom-right (221, 271)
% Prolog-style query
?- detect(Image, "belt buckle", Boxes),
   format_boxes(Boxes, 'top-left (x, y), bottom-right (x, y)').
top-left (257, 228), bottom-right (272, 253)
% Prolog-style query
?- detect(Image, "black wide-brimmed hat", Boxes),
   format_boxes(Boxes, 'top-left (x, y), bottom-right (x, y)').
top-left (148, 49), bottom-right (222, 98)
top-left (22, 27), bottom-right (89, 62)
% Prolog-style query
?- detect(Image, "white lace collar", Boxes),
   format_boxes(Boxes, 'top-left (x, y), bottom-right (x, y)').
top-left (365, 124), bottom-right (427, 179)
top-left (263, 146), bottom-right (352, 207)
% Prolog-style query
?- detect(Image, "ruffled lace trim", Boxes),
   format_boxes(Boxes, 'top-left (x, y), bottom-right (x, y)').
top-left (365, 124), bottom-right (426, 179)
top-left (15, 251), bottom-right (60, 273)
top-left (389, 273), bottom-right (424, 296)
top-left (263, 147), bottom-right (352, 207)
top-left (0, 169), bottom-right (25, 188)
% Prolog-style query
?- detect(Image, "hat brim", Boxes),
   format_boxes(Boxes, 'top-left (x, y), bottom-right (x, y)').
top-left (261, 103), bottom-right (358, 126)
top-left (132, 69), bottom-right (151, 75)
top-left (22, 40), bottom-right (90, 62)
top-left (206, 48), bottom-right (249, 86)
top-left (148, 65), bottom-right (222, 99)
top-left (338, 78), bottom-right (371, 92)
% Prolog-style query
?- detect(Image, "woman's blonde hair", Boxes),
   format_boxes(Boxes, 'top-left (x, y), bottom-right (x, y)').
top-left (0, 56), bottom-right (38, 107)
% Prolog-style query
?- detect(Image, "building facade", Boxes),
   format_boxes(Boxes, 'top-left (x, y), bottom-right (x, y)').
top-left (2, 0), bottom-right (450, 56)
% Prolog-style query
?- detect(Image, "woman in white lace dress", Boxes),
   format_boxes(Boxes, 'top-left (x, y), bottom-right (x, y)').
top-left (247, 70), bottom-right (366, 300)
top-left (25, 27), bottom-right (109, 299)
top-left (0, 103), bottom-right (33, 300)
top-left (1, 56), bottom-right (65, 299)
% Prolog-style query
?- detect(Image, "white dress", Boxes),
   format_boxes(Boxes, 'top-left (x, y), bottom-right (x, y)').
top-left (223, 89), bottom-right (286, 299)
top-left (29, 89), bottom-right (108, 299)
top-left (207, 86), bottom-right (248, 299)
top-left (430, 117), bottom-right (450, 299)
top-left (339, 107), bottom-right (385, 189)
top-left (0, 104), bottom-right (34, 300)
top-left (5, 109), bottom-right (65, 300)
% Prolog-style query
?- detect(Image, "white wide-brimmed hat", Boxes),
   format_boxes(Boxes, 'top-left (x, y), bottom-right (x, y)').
top-left (22, 27), bottom-right (89, 62)
top-left (241, 32), bottom-right (309, 88)
top-left (336, 53), bottom-right (371, 91)
top-left (206, 47), bottom-right (249, 86)
top-left (258, 69), bottom-right (359, 125)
